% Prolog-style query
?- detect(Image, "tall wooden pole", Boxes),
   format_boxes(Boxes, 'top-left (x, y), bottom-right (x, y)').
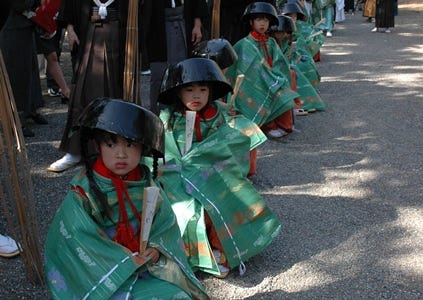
top-left (211, 0), bottom-right (221, 39)
top-left (0, 51), bottom-right (44, 284)
top-left (123, 0), bottom-right (140, 104)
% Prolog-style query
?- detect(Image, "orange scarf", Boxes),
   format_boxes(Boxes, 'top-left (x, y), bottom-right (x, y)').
top-left (93, 157), bottom-right (143, 252)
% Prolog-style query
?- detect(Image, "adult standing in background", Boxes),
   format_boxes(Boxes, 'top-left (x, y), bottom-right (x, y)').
top-left (35, 27), bottom-right (71, 102)
top-left (142, 0), bottom-right (209, 114)
top-left (363, 0), bottom-right (376, 22)
top-left (311, 0), bottom-right (336, 37)
top-left (344, 0), bottom-right (354, 14)
top-left (371, 0), bottom-right (394, 33)
top-left (335, 0), bottom-right (346, 23)
top-left (0, 0), bottom-right (48, 138)
top-left (48, 0), bottom-right (139, 172)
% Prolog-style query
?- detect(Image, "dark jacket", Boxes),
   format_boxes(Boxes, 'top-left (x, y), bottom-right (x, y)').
top-left (0, 0), bottom-right (43, 115)
top-left (143, 0), bottom-right (209, 62)
top-left (57, 0), bottom-right (135, 80)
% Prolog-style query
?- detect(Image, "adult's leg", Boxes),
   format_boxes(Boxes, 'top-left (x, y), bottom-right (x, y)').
top-left (45, 51), bottom-right (70, 98)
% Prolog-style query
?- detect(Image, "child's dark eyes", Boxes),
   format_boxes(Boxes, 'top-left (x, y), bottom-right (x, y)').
top-left (105, 142), bottom-right (135, 148)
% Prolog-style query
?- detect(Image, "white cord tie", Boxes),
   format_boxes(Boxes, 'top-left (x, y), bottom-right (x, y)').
top-left (239, 261), bottom-right (247, 276)
top-left (93, 0), bottom-right (115, 19)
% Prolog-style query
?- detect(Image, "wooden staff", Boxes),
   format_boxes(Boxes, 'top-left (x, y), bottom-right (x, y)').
top-left (211, 0), bottom-right (221, 39)
top-left (139, 187), bottom-right (160, 255)
top-left (227, 74), bottom-right (245, 116)
top-left (306, 30), bottom-right (324, 40)
top-left (313, 17), bottom-right (326, 28)
top-left (123, 0), bottom-right (140, 104)
top-left (0, 51), bottom-right (44, 284)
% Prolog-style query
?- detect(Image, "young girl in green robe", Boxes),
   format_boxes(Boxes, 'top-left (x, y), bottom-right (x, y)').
top-left (44, 98), bottom-right (208, 300)
top-left (269, 14), bottom-right (325, 112)
top-left (225, 2), bottom-right (299, 139)
top-left (156, 58), bottom-right (281, 279)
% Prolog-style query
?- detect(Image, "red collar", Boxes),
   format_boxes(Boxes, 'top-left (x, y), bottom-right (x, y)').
top-left (251, 31), bottom-right (269, 41)
top-left (250, 31), bottom-right (273, 67)
top-left (180, 105), bottom-right (217, 120)
top-left (93, 157), bottom-right (142, 181)
top-left (181, 106), bottom-right (217, 142)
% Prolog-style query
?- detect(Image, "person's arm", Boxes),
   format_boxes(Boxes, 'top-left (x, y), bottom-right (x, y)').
top-left (191, 18), bottom-right (202, 45)
top-left (66, 23), bottom-right (80, 50)
top-left (188, 0), bottom-right (209, 45)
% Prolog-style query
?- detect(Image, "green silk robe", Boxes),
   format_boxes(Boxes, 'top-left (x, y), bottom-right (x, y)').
top-left (225, 34), bottom-right (298, 127)
top-left (45, 166), bottom-right (208, 300)
top-left (157, 103), bottom-right (281, 276)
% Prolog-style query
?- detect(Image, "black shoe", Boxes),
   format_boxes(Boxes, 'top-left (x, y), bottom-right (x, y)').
top-left (28, 113), bottom-right (48, 124)
top-left (61, 96), bottom-right (69, 104)
top-left (22, 127), bottom-right (35, 137)
top-left (48, 88), bottom-right (61, 97)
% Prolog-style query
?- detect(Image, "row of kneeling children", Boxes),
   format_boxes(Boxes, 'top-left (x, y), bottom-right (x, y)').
top-left (44, 1), bottom-right (328, 299)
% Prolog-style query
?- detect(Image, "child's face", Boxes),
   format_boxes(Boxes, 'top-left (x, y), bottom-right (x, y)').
top-left (250, 17), bottom-right (270, 34)
top-left (273, 31), bottom-right (289, 41)
top-left (288, 13), bottom-right (298, 22)
top-left (99, 135), bottom-right (142, 177)
top-left (179, 83), bottom-right (210, 111)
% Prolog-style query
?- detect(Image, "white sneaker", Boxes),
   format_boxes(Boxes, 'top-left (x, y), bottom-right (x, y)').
top-left (47, 153), bottom-right (81, 172)
top-left (371, 27), bottom-right (378, 32)
top-left (0, 234), bottom-right (20, 258)
top-left (294, 108), bottom-right (309, 116)
top-left (141, 69), bottom-right (151, 75)
top-left (326, 31), bottom-right (332, 37)
top-left (385, 28), bottom-right (391, 33)
top-left (266, 129), bottom-right (288, 139)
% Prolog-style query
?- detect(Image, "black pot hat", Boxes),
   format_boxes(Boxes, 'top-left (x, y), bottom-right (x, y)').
top-left (242, 2), bottom-right (279, 26)
top-left (192, 38), bottom-right (238, 70)
top-left (158, 58), bottom-right (233, 105)
top-left (282, 2), bottom-right (307, 21)
top-left (77, 98), bottom-right (165, 158)
top-left (270, 15), bottom-right (297, 33)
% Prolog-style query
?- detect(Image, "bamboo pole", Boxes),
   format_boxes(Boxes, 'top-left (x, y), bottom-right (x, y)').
top-left (0, 51), bottom-right (44, 284)
top-left (123, 0), bottom-right (140, 104)
top-left (211, 0), bottom-right (221, 39)
top-left (227, 74), bottom-right (245, 115)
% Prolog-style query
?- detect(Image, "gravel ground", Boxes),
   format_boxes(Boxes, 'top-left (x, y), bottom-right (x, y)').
top-left (1, 1), bottom-right (422, 299)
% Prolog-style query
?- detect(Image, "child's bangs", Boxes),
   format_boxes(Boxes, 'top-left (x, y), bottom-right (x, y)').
top-left (253, 13), bottom-right (270, 20)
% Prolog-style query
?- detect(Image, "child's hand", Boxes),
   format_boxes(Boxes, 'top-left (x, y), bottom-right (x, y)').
top-left (142, 247), bottom-right (160, 263)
